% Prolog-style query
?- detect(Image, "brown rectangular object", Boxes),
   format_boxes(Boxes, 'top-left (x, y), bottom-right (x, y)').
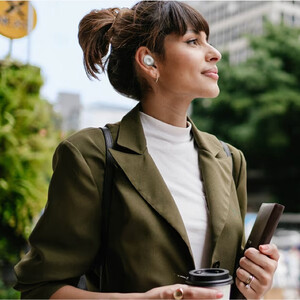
top-left (230, 203), bottom-right (285, 299)
top-left (245, 203), bottom-right (285, 250)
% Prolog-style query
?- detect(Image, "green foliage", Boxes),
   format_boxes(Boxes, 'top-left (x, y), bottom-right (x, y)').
top-left (0, 279), bottom-right (20, 299)
top-left (0, 59), bottom-right (60, 265)
top-left (192, 22), bottom-right (300, 212)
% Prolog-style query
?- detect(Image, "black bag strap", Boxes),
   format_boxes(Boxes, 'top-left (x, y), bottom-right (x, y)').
top-left (98, 126), bottom-right (114, 291)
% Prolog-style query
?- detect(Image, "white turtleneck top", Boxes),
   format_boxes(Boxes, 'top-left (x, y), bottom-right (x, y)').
top-left (139, 112), bottom-right (211, 269)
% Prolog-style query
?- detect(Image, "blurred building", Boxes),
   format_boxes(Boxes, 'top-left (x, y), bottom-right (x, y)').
top-left (80, 102), bottom-right (135, 129)
top-left (55, 92), bottom-right (82, 132)
top-left (189, 1), bottom-right (300, 63)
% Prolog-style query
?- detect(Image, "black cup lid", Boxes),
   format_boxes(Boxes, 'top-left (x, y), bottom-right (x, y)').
top-left (186, 268), bottom-right (233, 287)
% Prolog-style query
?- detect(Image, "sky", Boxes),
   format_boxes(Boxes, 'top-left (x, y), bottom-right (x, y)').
top-left (0, 0), bottom-right (138, 109)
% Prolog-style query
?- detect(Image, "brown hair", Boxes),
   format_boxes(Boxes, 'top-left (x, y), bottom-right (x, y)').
top-left (78, 1), bottom-right (209, 100)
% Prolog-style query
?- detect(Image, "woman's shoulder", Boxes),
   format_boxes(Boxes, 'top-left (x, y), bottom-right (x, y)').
top-left (61, 127), bottom-right (104, 151)
top-left (193, 128), bottom-right (246, 173)
top-left (194, 128), bottom-right (242, 154)
top-left (54, 127), bottom-right (102, 156)
top-left (58, 122), bottom-right (121, 155)
top-left (66, 127), bottom-right (103, 142)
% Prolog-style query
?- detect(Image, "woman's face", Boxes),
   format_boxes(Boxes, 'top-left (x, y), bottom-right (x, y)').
top-left (157, 29), bottom-right (221, 100)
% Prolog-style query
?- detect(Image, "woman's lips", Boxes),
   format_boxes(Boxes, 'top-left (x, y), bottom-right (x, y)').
top-left (202, 68), bottom-right (219, 80)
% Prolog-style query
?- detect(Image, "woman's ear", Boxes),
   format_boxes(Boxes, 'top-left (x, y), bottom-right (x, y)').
top-left (135, 46), bottom-right (159, 81)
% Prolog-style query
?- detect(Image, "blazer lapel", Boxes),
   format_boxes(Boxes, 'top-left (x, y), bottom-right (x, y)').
top-left (109, 105), bottom-right (193, 258)
top-left (190, 120), bottom-right (233, 251)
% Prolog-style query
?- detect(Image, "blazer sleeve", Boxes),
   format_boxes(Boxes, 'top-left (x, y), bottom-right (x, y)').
top-left (14, 138), bottom-right (104, 299)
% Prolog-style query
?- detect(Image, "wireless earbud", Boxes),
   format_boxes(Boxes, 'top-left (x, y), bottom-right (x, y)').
top-left (143, 55), bottom-right (155, 66)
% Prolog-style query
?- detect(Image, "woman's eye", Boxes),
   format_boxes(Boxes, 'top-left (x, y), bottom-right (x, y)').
top-left (187, 39), bottom-right (198, 45)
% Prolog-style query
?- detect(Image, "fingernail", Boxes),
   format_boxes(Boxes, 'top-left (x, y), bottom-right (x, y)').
top-left (216, 292), bottom-right (223, 298)
top-left (260, 245), bottom-right (269, 250)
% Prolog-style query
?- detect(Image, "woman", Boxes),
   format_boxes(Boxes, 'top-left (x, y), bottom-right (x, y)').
top-left (14, 1), bottom-right (279, 299)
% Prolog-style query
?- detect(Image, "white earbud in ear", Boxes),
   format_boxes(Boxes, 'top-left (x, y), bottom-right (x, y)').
top-left (143, 55), bottom-right (155, 66)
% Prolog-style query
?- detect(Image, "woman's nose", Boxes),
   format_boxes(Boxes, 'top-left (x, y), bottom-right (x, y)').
top-left (206, 45), bottom-right (222, 62)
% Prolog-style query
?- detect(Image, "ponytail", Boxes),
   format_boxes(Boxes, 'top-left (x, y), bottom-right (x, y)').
top-left (78, 8), bottom-right (119, 79)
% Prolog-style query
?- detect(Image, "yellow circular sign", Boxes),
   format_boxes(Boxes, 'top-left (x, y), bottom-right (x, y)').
top-left (0, 1), bottom-right (37, 39)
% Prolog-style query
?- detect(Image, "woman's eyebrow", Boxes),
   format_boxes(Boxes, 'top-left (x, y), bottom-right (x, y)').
top-left (185, 29), bottom-right (207, 40)
top-left (186, 29), bottom-right (199, 34)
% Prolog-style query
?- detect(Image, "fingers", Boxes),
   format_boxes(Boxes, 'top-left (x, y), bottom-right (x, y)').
top-left (243, 247), bottom-right (278, 275)
top-left (147, 284), bottom-right (223, 299)
top-left (236, 267), bottom-right (254, 287)
top-left (236, 245), bottom-right (280, 299)
top-left (180, 285), bottom-right (223, 299)
top-left (235, 275), bottom-right (261, 299)
top-left (236, 267), bottom-right (265, 298)
top-left (259, 244), bottom-right (280, 261)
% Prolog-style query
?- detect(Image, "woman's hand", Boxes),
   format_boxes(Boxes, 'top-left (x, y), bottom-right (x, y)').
top-left (144, 284), bottom-right (224, 299)
top-left (235, 244), bottom-right (279, 299)
top-left (51, 283), bottom-right (224, 299)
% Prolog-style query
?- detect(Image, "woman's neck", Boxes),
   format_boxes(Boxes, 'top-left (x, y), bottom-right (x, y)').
top-left (140, 94), bottom-right (191, 128)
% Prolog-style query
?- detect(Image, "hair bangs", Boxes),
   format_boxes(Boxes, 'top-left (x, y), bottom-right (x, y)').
top-left (161, 1), bottom-right (209, 38)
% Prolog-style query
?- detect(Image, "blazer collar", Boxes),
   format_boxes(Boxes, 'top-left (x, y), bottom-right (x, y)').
top-left (115, 104), bottom-right (225, 155)
top-left (110, 104), bottom-right (233, 262)
top-left (189, 117), bottom-right (233, 250)
top-left (116, 103), bottom-right (146, 155)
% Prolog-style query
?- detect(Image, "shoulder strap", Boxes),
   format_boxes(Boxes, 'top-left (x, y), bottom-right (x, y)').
top-left (77, 127), bottom-right (114, 291)
top-left (99, 126), bottom-right (114, 291)
top-left (220, 140), bottom-right (234, 178)
top-left (220, 140), bottom-right (231, 158)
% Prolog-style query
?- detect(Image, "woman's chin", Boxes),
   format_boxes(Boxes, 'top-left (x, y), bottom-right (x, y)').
top-left (198, 87), bottom-right (220, 99)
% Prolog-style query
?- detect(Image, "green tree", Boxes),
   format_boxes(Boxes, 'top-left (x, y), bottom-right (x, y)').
top-left (0, 59), bottom-right (60, 269)
top-left (192, 22), bottom-right (300, 212)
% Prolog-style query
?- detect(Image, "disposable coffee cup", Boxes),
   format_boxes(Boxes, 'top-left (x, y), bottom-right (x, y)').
top-left (185, 268), bottom-right (233, 300)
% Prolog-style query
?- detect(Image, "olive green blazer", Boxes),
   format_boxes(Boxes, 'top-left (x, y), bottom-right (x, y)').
top-left (14, 104), bottom-right (247, 299)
